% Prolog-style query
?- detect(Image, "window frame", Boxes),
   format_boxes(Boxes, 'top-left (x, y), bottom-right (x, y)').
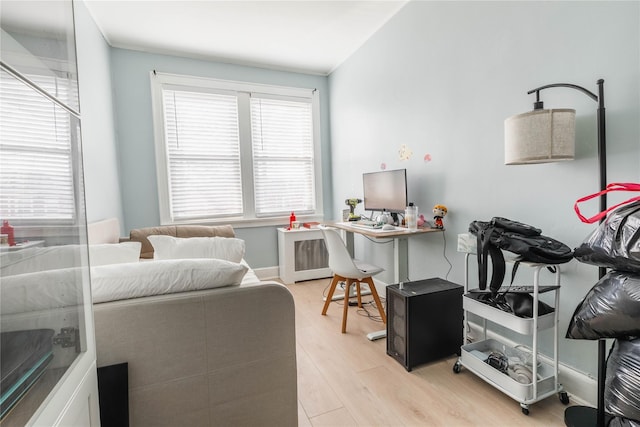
top-left (150, 72), bottom-right (323, 227)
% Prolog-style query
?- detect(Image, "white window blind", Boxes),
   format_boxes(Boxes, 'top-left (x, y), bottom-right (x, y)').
top-left (0, 72), bottom-right (76, 221)
top-left (162, 89), bottom-right (243, 220)
top-left (251, 96), bottom-right (315, 216)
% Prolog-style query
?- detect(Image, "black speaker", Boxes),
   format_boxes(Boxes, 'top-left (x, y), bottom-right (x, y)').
top-left (387, 278), bottom-right (463, 371)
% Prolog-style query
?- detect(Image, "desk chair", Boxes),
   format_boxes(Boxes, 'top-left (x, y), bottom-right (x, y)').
top-left (321, 227), bottom-right (387, 333)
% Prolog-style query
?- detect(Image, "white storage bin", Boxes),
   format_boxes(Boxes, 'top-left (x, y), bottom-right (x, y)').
top-left (463, 294), bottom-right (556, 334)
top-left (461, 339), bottom-right (556, 402)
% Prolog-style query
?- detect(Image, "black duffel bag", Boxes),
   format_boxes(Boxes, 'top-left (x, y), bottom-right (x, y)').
top-left (468, 291), bottom-right (554, 319)
top-left (469, 217), bottom-right (573, 294)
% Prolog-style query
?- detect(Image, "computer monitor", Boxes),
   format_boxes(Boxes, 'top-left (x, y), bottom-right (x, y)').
top-left (362, 169), bottom-right (408, 214)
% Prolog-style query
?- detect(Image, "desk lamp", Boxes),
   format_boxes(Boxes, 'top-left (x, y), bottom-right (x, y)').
top-left (504, 79), bottom-right (610, 427)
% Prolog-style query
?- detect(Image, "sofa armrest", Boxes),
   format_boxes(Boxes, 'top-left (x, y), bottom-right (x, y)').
top-left (93, 281), bottom-right (297, 426)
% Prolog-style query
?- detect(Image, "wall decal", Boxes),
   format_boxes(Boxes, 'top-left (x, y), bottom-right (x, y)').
top-left (424, 153), bottom-right (432, 162)
top-left (380, 163), bottom-right (387, 170)
top-left (398, 144), bottom-right (413, 161)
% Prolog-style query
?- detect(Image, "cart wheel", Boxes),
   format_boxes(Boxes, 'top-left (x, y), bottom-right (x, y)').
top-left (559, 391), bottom-right (570, 405)
top-left (453, 361), bottom-right (461, 374)
top-left (520, 404), bottom-right (529, 416)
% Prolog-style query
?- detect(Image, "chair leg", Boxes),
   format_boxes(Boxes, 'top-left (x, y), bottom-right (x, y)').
top-left (356, 281), bottom-right (363, 308)
top-left (342, 279), bottom-right (353, 333)
top-left (364, 277), bottom-right (386, 324)
top-left (322, 275), bottom-right (341, 315)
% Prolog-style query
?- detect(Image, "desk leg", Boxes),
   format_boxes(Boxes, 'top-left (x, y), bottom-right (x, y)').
top-left (344, 230), bottom-right (355, 257)
top-left (394, 237), bottom-right (409, 283)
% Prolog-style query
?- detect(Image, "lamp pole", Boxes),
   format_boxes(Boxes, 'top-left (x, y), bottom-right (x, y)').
top-left (526, 79), bottom-right (608, 427)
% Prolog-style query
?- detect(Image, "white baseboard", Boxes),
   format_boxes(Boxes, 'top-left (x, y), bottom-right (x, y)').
top-left (466, 322), bottom-right (596, 406)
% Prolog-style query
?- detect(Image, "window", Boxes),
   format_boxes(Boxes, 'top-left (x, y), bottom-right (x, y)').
top-left (151, 72), bottom-right (322, 225)
top-left (0, 69), bottom-right (78, 223)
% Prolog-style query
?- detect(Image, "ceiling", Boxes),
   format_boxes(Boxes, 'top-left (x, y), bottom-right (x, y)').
top-left (83, 0), bottom-right (409, 75)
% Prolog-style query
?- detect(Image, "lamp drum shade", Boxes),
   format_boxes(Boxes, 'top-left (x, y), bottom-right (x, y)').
top-left (504, 108), bottom-right (576, 165)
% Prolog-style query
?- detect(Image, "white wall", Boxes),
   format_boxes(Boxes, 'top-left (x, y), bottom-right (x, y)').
top-left (75, 0), bottom-right (125, 230)
top-left (329, 1), bottom-right (639, 377)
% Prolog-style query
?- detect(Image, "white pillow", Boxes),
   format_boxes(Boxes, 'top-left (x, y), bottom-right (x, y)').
top-left (1, 267), bottom-right (84, 315)
top-left (1, 245), bottom-right (82, 276)
top-left (89, 242), bottom-right (141, 266)
top-left (147, 235), bottom-right (245, 263)
top-left (91, 258), bottom-right (248, 304)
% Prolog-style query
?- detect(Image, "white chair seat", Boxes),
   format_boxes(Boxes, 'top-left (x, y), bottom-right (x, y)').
top-left (353, 259), bottom-right (384, 276)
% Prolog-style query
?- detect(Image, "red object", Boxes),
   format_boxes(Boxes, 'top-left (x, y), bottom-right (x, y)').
top-left (2, 220), bottom-right (15, 246)
top-left (289, 212), bottom-right (296, 229)
top-left (574, 182), bottom-right (640, 223)
top-left (434, 217), bottom-right (444, 229)
top-left (303, 222), bottom-right (320, 229)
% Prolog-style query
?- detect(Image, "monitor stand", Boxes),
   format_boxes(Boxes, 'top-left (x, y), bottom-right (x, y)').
top-left (391, 213), bottom-right (399, 225)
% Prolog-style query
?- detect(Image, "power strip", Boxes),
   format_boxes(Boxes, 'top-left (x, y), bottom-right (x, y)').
top-left (367, 330), bottom-right (386, 341)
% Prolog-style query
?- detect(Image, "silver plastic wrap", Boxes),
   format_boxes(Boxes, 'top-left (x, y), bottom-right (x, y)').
top-left (566, 271), bottom-right (640, 340)
top-left (609, 417), bottom-right (640, 427)
top-left (574, 201), bottom-right (640, 273)
top-left (606, 338), bottom-right (640, 422)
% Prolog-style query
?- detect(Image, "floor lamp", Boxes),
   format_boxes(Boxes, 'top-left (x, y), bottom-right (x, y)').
top-left (504, 79), bottom-right (611, 427)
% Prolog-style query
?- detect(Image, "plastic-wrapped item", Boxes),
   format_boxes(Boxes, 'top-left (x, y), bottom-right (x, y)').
top-left (574, 201), bottom-right (640, 273)
top-left (566, 271), bottom-right (640, 340)
top-left (606, 338), bottom-right (640, 422)
top-left (609, 417), bottom-right (640, 427)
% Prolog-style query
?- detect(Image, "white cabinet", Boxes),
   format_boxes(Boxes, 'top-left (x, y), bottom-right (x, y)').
top-left (277, 227), bottom-right (332, 284)
top-left (453, 250), bottom-right (569, 415)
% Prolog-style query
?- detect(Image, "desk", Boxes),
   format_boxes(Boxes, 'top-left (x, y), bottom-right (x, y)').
top-left (330, 222), bottom-right (443, 341)
top-left (330, 222), bottom-right (442, 283)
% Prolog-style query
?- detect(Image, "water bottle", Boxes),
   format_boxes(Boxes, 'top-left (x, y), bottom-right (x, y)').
top-left (405, 203), bottom-right (418, 230)
top-left (289, 212), bottom-right (296, 230)
top-left (1, 220), bottom-right (15, 246)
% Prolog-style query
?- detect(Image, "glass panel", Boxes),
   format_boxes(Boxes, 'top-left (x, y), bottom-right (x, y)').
top-left (0, 1), bottom-right (88, 420)
top-left (0, 73), bottom-right (89, 423)
top-left (0, 0), bottom-right (79, 112)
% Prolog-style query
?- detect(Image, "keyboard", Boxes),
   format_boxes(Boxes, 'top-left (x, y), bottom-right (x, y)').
top-left (350, 220), bottom-right (383, 229)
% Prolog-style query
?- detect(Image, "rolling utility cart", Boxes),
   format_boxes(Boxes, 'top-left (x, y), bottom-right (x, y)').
top-left (452, 250), bottom-right (570, 415)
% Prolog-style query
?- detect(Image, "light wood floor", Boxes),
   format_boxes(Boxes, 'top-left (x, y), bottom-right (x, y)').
top-left (286, 278), bottom-right (571, 427)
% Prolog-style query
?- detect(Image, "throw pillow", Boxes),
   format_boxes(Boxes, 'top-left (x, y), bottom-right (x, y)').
top-left (91, 258), bottom-right (248, 303)
top-left (147, 235), bottom-right (245, 263)
top-left (89, 242), bottom-right (141, 266)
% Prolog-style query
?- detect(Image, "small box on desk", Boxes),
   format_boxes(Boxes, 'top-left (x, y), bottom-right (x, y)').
top-left (386, 278), bottom-right (463, 371)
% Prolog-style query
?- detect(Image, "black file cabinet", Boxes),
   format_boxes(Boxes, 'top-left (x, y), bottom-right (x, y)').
top-left (387, 278), bottom-right (463, 371)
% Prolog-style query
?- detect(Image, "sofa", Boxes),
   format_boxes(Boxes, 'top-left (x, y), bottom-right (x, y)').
top-left (88, 220), bottom-right (298, 426)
